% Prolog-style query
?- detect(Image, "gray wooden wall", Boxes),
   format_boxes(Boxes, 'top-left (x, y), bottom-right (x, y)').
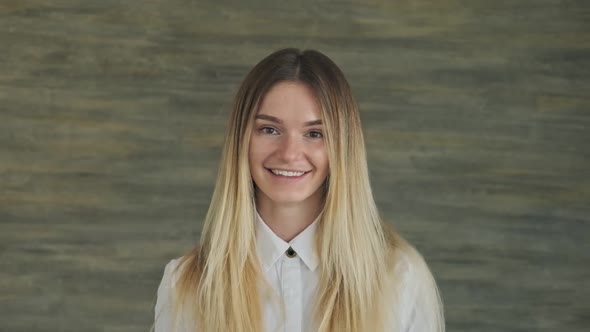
top-left (1, 1), bottom-right (588, 331)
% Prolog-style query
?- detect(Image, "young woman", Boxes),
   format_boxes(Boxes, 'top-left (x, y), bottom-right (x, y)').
top-left (154, 48), bottom-right (444, 332)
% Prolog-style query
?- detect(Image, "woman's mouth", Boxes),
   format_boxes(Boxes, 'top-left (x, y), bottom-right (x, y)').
top-left (266, 168), bottom-right (310, 179)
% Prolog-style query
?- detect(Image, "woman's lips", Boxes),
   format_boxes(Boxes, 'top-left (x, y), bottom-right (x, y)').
top-left (266, 168), bottom-right (310, 180)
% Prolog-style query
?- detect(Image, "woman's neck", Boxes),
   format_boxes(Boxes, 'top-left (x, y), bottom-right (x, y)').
top-left (256, 193), bottom-right (323, 242)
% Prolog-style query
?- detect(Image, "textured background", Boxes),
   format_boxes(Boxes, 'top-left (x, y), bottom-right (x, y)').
top-left (1, 1), bottom-right (589, 331)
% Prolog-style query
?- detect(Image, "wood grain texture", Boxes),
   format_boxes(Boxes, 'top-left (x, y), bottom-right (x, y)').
top-left (0, 1), bottom-right (588, 331)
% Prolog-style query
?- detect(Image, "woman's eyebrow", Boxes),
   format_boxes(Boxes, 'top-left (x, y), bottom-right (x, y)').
top-left (303, 119), bottom-right (322, 127)
top-left (255, 114), bottom-right (282, 124)
top-left (255, 114), bottom-right (322, 127)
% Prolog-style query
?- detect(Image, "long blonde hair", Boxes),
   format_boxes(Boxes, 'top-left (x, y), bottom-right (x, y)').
top-left (164, 48), bottom-right (444, 331)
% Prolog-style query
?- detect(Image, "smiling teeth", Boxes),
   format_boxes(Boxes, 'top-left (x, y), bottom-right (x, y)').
top-left (271, 169), bottom-right (305, 177)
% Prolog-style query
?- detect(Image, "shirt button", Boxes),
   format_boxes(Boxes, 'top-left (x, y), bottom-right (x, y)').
top-left (286, 247), bottom-right (297, 258)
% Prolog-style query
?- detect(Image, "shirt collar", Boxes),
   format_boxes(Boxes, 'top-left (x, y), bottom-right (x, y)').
top-left (256, 211), bottom-right (320, 272)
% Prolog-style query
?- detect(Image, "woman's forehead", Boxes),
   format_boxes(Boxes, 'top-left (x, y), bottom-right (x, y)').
top-left (256, 82), bottom-right (322, 123)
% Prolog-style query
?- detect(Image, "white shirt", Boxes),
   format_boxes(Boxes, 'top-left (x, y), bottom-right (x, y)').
top-left (155, 213), bottom-right (435, 331)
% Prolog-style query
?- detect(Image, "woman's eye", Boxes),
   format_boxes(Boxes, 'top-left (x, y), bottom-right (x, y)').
top-left (307, 130), bottom-right (323, 139)
top-left (260, 127), bottom-right (279, 135)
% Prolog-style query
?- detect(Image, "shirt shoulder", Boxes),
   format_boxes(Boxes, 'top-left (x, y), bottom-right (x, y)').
top-left (388, 244), bottom-right (445, 332)
top-left (155, 258), bottom-right (184, 332)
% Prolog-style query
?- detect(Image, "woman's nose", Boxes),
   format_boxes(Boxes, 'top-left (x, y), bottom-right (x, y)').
top-left (277, 135), bottom-right (302, 161)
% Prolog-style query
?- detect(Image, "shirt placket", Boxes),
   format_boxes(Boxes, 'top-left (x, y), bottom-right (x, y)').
top-left (281, 254), bottom-right (302, 332)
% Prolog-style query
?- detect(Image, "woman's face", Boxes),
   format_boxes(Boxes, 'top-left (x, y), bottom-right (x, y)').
top-left (248, 81), bottom-right (329, 207)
